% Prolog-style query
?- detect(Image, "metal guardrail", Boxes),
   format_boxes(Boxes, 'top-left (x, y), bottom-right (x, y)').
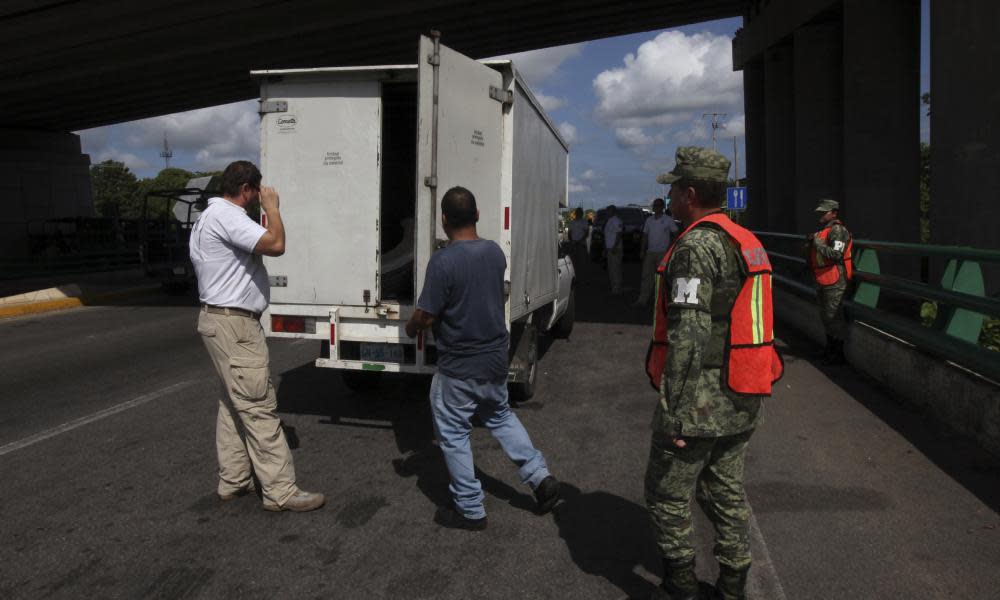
top-left (755, 231), bottom-right (1000, 383)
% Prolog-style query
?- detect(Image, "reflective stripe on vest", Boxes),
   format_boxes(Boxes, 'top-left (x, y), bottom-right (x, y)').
top-left (809, 221), bottom-right (853, 286)
top-left (645, 212), bottom-right (784, 395)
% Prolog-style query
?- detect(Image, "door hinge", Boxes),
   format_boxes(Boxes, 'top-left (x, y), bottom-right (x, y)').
top-left (424, 176), bottom-right (438, 188)
top-left (489, 86), bottom-right (514, 105)
top-left (258, 100), bottom-right (288, 114)
top-left (269, 275), bottom-right (287, 287)
top-left (427, 53), bottom-right (440, 66)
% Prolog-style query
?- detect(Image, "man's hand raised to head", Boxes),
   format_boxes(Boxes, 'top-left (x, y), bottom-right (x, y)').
top-left (254, 186), bottom-right (285, 257)
top-left (260, 186), bottom-right (280, 213)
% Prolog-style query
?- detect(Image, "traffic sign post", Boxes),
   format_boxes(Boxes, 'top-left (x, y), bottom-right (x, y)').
top-left (726, 186), bottom-right (747, 211)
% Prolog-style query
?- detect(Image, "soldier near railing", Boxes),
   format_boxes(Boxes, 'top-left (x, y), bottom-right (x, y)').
top-left (807, 199), bottom-right (854, 365)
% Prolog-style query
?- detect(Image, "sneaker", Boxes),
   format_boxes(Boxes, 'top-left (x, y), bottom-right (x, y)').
top-left (533, 475), bottom-right (562, 514)
top-left (263, 489), bottom-right (326, 512)
top-left (434, 505), bottom-right (487, 531)
top-left (218, 481), bottom-right (256, 502)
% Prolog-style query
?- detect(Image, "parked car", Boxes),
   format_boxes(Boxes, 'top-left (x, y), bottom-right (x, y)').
top-left (589, 206), bottom-right (649, 262)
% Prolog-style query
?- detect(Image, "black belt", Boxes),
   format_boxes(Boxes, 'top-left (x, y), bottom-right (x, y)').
top-left (201, 304), bottom-right (261, 320)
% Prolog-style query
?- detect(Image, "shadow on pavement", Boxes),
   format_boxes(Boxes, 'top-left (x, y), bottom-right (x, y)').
top-left (553, 483), bottom-right (661, 600)
top-left (777, 324), bottom-right (1000, 513)
top-left (572, 256), bottom-right (654, 327)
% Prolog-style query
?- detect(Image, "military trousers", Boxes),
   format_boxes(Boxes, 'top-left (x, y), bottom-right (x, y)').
top-left (644, 429), bottom-right (755, 569)
top-left (198, 309), bottom-right (297, 507)
top-left (817, 282), bottom-right (848, 340)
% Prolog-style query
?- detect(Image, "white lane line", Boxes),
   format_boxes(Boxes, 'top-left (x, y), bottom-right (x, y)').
top-left (748, 505), bottom-right (788, 600)
top-left (0, 380), bottom-right (196, 457)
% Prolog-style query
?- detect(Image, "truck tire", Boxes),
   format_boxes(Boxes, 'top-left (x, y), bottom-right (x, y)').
top-left (551, 289), bottom-right (575, 339)
top-left (509, 324), bottom-right (538, 403)
top-left (341, 370), bottom-right (382, 392)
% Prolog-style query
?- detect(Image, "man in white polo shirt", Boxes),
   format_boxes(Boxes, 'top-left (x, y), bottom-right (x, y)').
top-left (634, 197), bottom-right (679, 306)
top-left (189, 160), bottom-right (324, 513)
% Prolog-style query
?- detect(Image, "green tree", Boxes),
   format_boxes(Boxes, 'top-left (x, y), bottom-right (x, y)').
top-left (137, 167), bottom-right (197, 220)
top-left (90, 160), bottom-right (141, 218)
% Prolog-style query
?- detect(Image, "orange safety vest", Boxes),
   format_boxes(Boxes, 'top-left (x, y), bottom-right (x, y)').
top-left (809, 221), bottom-right (853, 286)
top-left (645, 212), bottom-right (784, 395)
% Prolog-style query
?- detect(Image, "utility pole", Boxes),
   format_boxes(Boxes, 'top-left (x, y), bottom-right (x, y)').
top-left (159, 132), bottom-right (172, 170)
top-left (733, 136), bottom-right (739, 183)
top-left (701, 113), bottom-right (727, 152)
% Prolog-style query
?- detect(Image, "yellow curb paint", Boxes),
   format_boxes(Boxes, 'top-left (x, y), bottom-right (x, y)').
top-left (0, 284), bottom-right (161, 320)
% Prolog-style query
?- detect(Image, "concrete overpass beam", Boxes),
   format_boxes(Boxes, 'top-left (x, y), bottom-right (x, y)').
top-left (930, 0), bottom-right (1000, 251)
top-left (793, 21), bottom-right (843, 234)
top-left (0, 130), bottom-right (92, 258)
top-left (742, 59), bottom-right (767, 230)
top-left (842, 0), bottom-right (920, 243)
top-left (764, 44), bottom-right (796, 233)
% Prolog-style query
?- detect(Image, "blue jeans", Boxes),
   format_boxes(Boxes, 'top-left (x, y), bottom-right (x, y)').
top-left (429, 372), bottom-right (550, 519)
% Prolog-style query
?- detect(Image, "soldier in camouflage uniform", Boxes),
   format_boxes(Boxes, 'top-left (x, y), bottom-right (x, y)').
top-left (808, 199), bottom-right (852, 365)
top-left (646, 147), bottom-right (768, 600)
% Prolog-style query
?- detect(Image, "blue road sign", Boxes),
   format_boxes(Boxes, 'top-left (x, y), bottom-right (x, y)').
top-left (727, 186), bottom-right (747, 211)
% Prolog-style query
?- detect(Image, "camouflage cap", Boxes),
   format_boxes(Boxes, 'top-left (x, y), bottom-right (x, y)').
top-left (814, 199), bottom-right (839, 212)
top-left (657, 146), bottom-right (731, 184)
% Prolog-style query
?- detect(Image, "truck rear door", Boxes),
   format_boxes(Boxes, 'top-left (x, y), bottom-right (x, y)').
top-left (415, 35), bottom-right (505, 295)
top-left (260, 77), bottom-right (381, 306)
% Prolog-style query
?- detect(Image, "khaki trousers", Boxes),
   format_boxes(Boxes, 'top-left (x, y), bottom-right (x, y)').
top-left (637, 250), bottom-right (667, 304)
top-left (607, 246), bottom-right (623, 294)
top-left (197, 310), bottom-right (297, 506)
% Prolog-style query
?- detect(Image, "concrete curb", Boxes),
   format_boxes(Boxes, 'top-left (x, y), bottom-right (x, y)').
top-left (0, 284), bottom-right (162, 319)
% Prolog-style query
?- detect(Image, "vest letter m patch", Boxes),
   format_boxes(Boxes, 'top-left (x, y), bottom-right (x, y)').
top-left (672, 277), bottom-right (701, 304)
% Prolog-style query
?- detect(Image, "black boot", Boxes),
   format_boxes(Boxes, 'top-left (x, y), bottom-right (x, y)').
top-left (820, 335), bottom-right (835, 361)
top-left (712, 564), bottom-right (749, 600)
top-left (654, 558), bottom-right (699, 600)
top-left (824, 338), bottom-right (846, 365)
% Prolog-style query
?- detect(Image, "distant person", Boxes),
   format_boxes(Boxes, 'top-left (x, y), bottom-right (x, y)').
top-left (603, 204), bottom-right (624, 295)
top-left (634, 197), bottom-right (678, 306)
top-left (567, 207), bottom-right (590, 267)
top-left (646, 147), bottom-right (783, 600)
top-left (406, 186), bottom-right (561, 531)
top-left (189, 160), bottom-right (325, 513)
top-left (807, 199), bottom-right (853, 364)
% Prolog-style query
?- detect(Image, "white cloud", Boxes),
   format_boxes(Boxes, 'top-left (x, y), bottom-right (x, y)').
top-left (558, 122), bottom-right (579, 145)
top-left (123, 100), bottom-right (259, 171)
top-left (615, 127), bottom-right (664, 149)
top-left (581, 169), bottom-right (597, 180)
top-left (490, 42), bottom-right (585, 87)
top-left (593, 31), bottom-right (742, 129)
top-left (568, 176), bottom-right (590, 193)
top-left (534, 92), bottom-right (566, 112)
top-left (92, 147), bottom-right (151, 172)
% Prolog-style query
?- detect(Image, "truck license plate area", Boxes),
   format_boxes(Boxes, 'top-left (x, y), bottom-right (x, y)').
top-left (359, 343), bottom-right (404, 363)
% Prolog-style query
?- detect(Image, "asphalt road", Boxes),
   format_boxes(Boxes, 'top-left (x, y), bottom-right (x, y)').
top-left (1, 260), bottom-right (998, 599)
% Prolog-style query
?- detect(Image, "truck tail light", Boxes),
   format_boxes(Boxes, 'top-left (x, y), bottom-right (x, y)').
top-left (504, 207), bottom-right (510, 230)
top-left (417, 331), bottom-right (424, 351)
top-left (261, 213), bottom-right (268, 227)
top-left (329, 322), bottom-right (336, 346)
top-left (271, 315), bottom-right (306, 333)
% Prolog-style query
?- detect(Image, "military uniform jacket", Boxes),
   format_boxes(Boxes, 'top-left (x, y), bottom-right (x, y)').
top-left (650, 214), bottom-right (768, 438)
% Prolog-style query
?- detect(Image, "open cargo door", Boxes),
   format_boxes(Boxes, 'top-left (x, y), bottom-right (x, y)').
top-left (415, 35), bottom-right (505, 293)
top-left (260, 77), bottom-right (381, 306)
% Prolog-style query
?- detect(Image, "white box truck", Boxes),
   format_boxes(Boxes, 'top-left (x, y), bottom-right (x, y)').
top-left (253, 34), bottom-right (575, 399)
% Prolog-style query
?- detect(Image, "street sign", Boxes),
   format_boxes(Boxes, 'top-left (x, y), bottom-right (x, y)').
top-left (726, 186), bottom-right (747, 211)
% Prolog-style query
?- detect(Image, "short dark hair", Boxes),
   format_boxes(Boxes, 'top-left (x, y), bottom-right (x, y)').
top-left (220, 161), bottom-right (262, 197)
top-left (676, 177), bottom-right (727, 208)
top-left (652, 197), bottom-right (665, 207)
top-left (441, 186), bottom-right (478, 228)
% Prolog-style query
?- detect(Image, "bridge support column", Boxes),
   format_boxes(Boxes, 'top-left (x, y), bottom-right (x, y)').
top-left (931, 0), bottom-right (1000, 252)
top-left (793, 21), bottom-right (843, 234)
top-left (763, 44), bottom-right (795, 233)
top-left (0, 130), bottom-right (93, 258)
top-left (742, 59), bottom-right (767, 230)
top-left (841, 0), bottom-right (920, 243)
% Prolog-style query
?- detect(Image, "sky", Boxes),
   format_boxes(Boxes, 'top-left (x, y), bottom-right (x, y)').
top-left (77, 1), bottom-right (931, 211)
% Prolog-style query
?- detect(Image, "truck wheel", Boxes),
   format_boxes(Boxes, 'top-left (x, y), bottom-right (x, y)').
top-left (509, 324), bottom-right (538, 403)
top-left (551, 289), bottom-right (575, 339)
top-left (341, 370), bottom-right (382, 392)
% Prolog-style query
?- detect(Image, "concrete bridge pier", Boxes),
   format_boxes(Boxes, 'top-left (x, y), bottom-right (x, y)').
top-left (0, 130), bottom-right (93, 259)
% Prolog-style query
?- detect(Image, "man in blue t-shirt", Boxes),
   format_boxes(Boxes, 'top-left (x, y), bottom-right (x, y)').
top-left (406, 186), bottom-right (560, 530)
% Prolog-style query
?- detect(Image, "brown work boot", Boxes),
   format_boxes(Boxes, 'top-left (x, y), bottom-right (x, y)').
top-left (263, 489), bottom-right (326, 512)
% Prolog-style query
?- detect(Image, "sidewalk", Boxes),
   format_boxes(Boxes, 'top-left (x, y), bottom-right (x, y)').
top-left (0, 269), bottom-right (161, 319)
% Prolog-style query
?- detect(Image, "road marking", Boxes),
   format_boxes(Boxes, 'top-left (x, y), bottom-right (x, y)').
top-left (748, 506), bottom-right (788, 600)
top-left (0, 380), bottom-right (196, 457)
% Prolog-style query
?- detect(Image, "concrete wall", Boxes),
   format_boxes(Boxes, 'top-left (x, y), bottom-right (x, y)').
top-left (930, 0), bottom-right (1000, 254)
top-left (763, 44), bottom-right (796, 233)
top-left (0, 130), bottom-right (93, 259)
top-left (742, 59), bottom-right (768, 230)
top-left (776, 288), bottom-right (1000, 459)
